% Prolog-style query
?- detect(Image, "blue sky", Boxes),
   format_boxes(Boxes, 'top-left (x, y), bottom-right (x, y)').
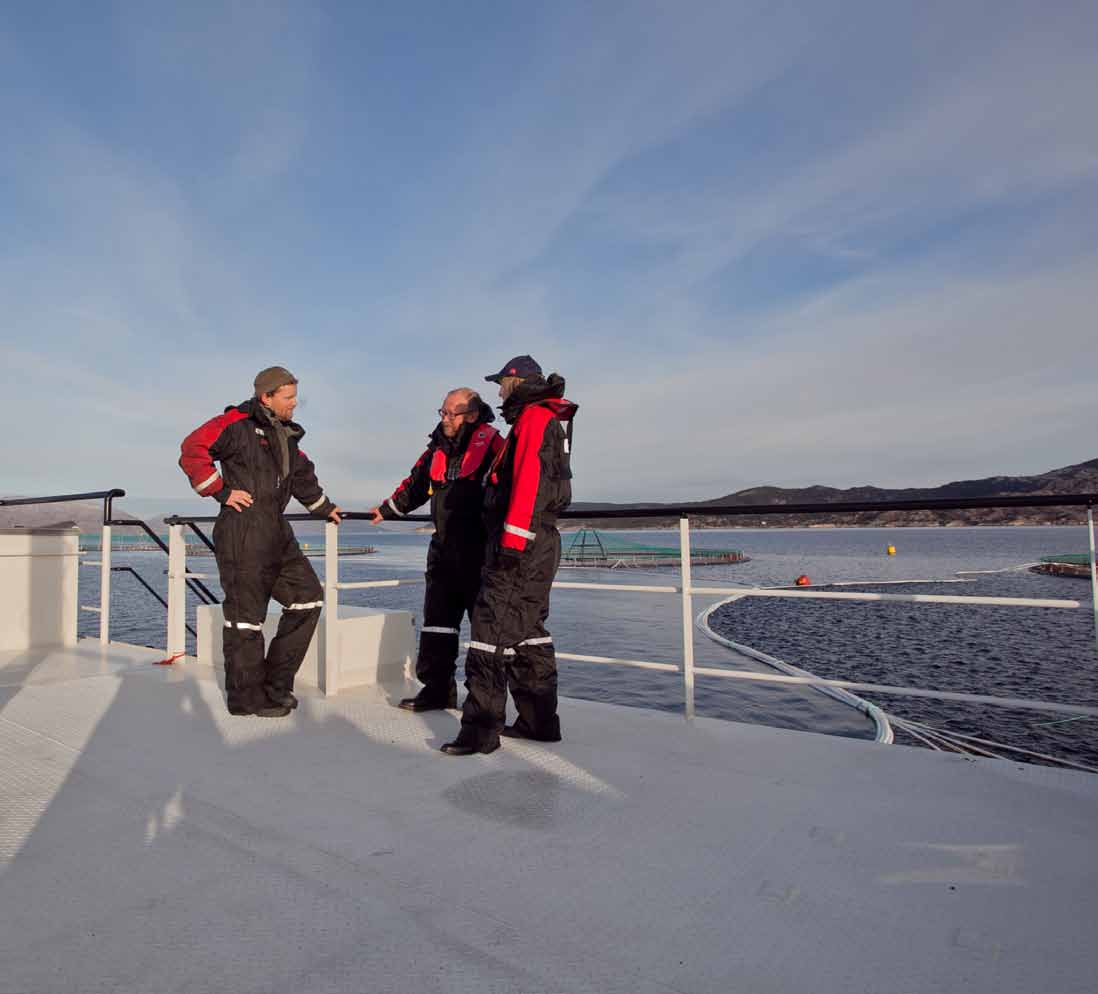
top-left (2, 1), bottom-right (1096, 510)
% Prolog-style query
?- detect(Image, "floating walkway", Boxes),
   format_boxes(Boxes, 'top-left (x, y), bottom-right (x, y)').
top-left (560, 527), bottom-right (747, 568)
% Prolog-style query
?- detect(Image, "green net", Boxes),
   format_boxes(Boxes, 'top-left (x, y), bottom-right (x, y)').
top-left (562, 528), bottom-right (745, 565)
top-left (1040, 553), bottom-right (1094, 566)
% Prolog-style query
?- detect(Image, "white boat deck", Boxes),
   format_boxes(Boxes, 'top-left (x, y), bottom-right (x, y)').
top-left (2, 639), bottom-right (1097, 994)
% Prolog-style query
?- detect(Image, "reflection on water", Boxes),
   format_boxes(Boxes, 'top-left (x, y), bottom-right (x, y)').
top-left (79, 525), bottom-right (1097, 765)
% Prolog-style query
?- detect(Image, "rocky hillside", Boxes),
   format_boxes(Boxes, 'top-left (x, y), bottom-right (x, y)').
top-left (570, 458), bottom-right (1098, 528)
top-left (0, 499), bottom-right (139, 532)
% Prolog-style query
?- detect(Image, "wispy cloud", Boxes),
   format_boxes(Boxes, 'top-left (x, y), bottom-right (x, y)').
top-left (1, 2), bottom-right (1096, 505)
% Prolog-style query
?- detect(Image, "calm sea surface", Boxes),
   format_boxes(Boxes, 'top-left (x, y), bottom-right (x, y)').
top-left (79, 525), bottom-right (1098, 768)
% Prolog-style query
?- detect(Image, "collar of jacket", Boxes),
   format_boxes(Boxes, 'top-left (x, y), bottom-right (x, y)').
top-left (429, 423), bottom-right (499, 482)
top-left (228, 398), bottom-right (305, 440)
top-left (500, 373), bottom-right (572, 424)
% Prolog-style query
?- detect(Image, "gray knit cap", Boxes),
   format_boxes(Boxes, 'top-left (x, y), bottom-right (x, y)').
top-left (254, 366), bottom-right (298, 397)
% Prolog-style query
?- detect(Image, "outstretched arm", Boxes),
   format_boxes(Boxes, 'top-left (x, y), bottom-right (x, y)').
top-left (292, 449), bottom-right (340, 522)
top-left (375, 448), bottom-right (433, 521)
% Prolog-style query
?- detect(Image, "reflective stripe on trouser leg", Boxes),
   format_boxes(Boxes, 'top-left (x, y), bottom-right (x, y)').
top-left (459, 644), bottom-right (509, 745)
top-left (417, 628), bottom-right (459, 681)
top-left (267, 552), bottom-right (324, 693)
top-left (456, 531), bottom-right (562, 742)
top-left (221, 622), bottom-right (266, 703)
top-left (217, 571), bottom-right (271, 708)
top-left (416, 561), bottom-right (468, 700)
top-left (500, 526), bottom-right (561, 740)
top-left (458, 557), bottom-right (524, 743)
top-left (466, 637), bottom-right (552, 655)
top-left (506, 636), bottom-right (560, 741)
top-left (416, 628), bottom-right (460, 703)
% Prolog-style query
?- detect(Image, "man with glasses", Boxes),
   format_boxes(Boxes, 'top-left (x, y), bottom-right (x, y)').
top-left (369, 388), bottom-right (503, 711)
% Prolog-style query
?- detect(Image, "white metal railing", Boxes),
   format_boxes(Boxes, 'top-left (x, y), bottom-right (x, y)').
top-left (77, 523), bottom-right (112, 644)
top-left (152, 516), bottom-right (1089, 724)
top-left (145, 515), bottom-right (1098, 725)
top-left (1090, 507), bottom-right (1098, 653)
top-left (548, 518), bottom-right (1092, 723)
top-left (679, 519), bottom-right (697, 718)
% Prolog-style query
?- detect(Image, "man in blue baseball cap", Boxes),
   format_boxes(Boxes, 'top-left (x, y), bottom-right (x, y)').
top-left (441, 355), bottom-right (578, 755)
top-left (484, 354), bottom-right (542, 383)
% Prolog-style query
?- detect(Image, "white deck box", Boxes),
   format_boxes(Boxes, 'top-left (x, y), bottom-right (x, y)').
top-left (0, 527), bottom-right (79, 650)
top-left (196, 603), bottom-right (414, 694)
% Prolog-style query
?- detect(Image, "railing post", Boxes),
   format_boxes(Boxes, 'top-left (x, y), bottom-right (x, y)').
top-left (99, 523), bottom-right (111, 644)
top-left (679, 517), bottom-right (696, 720)
top-left (1089, 506), bottom-right (1098, 656)
top-left (166, 524), bottom-right (187, 659)
top-left (323, 520), bottom-right (340, 696)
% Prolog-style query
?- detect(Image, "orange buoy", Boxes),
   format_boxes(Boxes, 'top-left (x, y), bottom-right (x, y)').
top-left (794, 574), bottom-right (811, 586)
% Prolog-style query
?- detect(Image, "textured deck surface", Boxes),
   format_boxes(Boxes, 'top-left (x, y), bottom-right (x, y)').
top-left (2, 640), bottom-right (1097, 994)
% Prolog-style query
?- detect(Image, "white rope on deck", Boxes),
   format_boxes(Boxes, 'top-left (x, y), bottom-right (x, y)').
top-left (891, 716), bottom-right (1098, 775)
top-left (695, 592), bottom-right (894, 744)
top-left (891, 718), bottom-right (1006, 760)
top-left (687, 668), bottom-right (1098, 718)
top-left (955, 563), bottom-right (1044, 575)
top-left (892, 720), bottom-right (945, 752)
top-left (693, 573), bottom-right (1098, 761)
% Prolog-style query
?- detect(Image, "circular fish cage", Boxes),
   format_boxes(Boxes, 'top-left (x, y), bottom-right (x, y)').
top-left (560, 527), bottom-right (747, 569)
top-left (1030, 553), bottom-right (1094, 579)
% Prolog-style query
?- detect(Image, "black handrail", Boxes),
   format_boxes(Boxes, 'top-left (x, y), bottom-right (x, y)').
top-left (110, 567), bottom-right (196, 638)
top-left (163, 491), bottom-right (1098, 526)
top-left (108, 517), bottom-right (169, 552)
top-left (560, 492), bottom-right (1098, 519)
top-left (0, 489), bottom-right (217, 596)
top-left (186, 522), bottom-right (217, 554)
top-left (0, 489), bottom-right (126, 523)
top-left (107, 518), bottom-right (218, 605)
top-left (5, 490), bottom-right (213, 638)
top-left (165, 512), bottom-right (433, 524)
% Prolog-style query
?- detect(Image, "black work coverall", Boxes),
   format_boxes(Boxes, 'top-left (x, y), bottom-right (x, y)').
top-left (379, 407), bottom-right (503, 705)
top-left (180, 398), bottom-right (337, 712)
top-left (458, 375), bottom-right (577, 749)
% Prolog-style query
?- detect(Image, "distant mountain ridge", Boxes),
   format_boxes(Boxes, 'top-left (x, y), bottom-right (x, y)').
top-left (570, 458), bottom-right (1098, 528)
top-left (5, 458), bottom-right (1096, 532)
top-left (0, 500), bottom-right (141, 532)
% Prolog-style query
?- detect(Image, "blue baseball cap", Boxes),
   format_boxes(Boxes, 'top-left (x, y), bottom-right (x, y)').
top-left (484, 354), bottom-right (542, 383)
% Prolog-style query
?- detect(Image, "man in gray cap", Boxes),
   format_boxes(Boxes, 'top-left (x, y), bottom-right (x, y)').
top-left (180, 366), bottom-right (341, 717)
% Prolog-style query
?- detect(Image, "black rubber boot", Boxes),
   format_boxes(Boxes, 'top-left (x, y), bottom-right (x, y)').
top-left (398, 683), bottom-right (458, 712)
top-left (264, 685), bottom-right (299, 710)
top-left (228, 701), bottom-right (292, 718)
top-left (501, 717), bottom-right (561, 742)
top-left (440, 733), bottom-right (500, 756)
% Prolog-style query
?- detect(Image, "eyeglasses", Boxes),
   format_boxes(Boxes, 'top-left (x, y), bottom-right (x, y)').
top-left (438, 408), bottom-right (473, 420)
